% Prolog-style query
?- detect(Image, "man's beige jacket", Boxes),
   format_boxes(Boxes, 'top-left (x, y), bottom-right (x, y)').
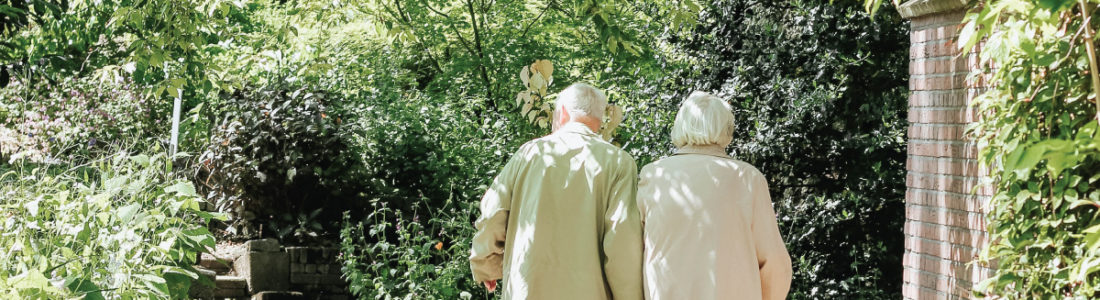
top-left (637, 144), bottom-right (793, 300)
top-left (470, 122), bottom-right (644, 300)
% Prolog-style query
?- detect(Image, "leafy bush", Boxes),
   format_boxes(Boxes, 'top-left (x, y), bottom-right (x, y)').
top-left (0, 77), bottom-right (155, 161)
top-left (197, 81), bottom-right (362, 241)
top-left (337, 88), bottom-right (532, 299)
top-left (670, 0), bottom-right (910, 298)
top-left (0, 150), bottom-right (219, 299)
top-left (960, 0), bottom-right (1100, 296)
top-left (340, 201), bottom-right (487, 300)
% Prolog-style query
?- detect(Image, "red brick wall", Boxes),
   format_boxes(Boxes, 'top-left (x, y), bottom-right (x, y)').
top-left (900, 5), bottom-right (993, 299)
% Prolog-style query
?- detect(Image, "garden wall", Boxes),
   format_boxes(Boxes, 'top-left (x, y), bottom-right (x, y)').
top-left (898, 0), bottom-right (994, 298)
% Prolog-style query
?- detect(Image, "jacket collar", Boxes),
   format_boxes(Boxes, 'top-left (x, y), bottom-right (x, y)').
top-left (556, 122), bottom-right (599, 137)
top-left (675, 144), bottom-right (731, 158)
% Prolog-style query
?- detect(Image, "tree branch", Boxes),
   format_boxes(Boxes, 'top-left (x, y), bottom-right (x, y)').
top-left (466, 0), bottom-right (493, 101)
top-left (1084, 1), bottom-right (1100, 121)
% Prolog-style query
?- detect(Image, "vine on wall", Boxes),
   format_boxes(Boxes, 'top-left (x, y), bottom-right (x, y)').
top-left (959, 0), bottom-right (1100, 297)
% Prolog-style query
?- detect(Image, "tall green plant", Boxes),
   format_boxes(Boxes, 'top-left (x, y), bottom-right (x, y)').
top-left (960, 0), bottom-right (1100, 297)
top-left (0, 150), bottom-right (220, 299)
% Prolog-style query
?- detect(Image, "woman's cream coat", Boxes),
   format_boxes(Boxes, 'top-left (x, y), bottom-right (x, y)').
top-left (637, 144), bottom-right (792, 300)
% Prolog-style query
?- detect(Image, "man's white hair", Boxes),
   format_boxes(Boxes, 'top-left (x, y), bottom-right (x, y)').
top-left (556, 83), bottom-right (607, 120)
top-left (671, 91), bottom-right (735, 148)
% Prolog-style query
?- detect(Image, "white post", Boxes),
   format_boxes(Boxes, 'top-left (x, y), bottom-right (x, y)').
top-left (170, 96), bottom-right (181, 157)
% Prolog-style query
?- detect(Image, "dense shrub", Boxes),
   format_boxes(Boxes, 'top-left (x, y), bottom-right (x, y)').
top-left (196, 81), bottom-right (363, 241)
top-left (671, 0), bottom-right (910, 298)
top-left (0, 150), bottom-right (218, 299)
top-left (338, 91), bottom-right (531, 299)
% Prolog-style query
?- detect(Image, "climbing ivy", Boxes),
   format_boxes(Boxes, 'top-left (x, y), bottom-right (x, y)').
top-left (960, 0), bottom-right (1100, 297)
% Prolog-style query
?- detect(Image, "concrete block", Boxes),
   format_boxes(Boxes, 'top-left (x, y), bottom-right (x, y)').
top-left (235, 250), bottom-right (290, 293)
top-left (247, 238), bottom-right (282, 253)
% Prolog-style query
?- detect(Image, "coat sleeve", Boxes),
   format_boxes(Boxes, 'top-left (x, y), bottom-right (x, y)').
top-left (752, 172), bottom-right (793, 300)
top-left (602, 157), bottom-right (644, 300)
top-left (469, 147), bottom-right (523, 283)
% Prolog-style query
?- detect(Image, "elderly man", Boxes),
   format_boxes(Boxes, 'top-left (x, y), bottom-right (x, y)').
top-left (469, 83), bottom-right (643, 300)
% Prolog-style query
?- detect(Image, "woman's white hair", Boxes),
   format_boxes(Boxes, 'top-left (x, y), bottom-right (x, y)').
top-left (671, 91), bottom-right (735, 148)
top-left (556, 83), bottom-right (607, 120)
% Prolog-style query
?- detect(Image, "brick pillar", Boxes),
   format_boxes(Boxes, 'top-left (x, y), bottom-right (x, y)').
top-left (898, 0), bottom-right (994, 298)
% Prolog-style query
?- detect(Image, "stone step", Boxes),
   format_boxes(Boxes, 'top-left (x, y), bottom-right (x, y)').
top-left (215, 275), bottom-right (249, 298)
top-left (200, 252), bottom-right (234, 274)
top-left (189, 267), bottom-right (217, 299)
top-left (251, 291), bottom-right (305, 300)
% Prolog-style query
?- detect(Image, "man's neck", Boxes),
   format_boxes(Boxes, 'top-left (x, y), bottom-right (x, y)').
top-left (569, 117), bottom-right (601, 133)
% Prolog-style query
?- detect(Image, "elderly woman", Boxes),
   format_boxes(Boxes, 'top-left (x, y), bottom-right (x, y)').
top-left (637, 92), bottom-right (792, 300)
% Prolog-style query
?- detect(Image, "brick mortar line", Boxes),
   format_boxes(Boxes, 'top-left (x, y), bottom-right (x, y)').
top-left (909, 106), bottom-right (971, 111)
top-left (910, 72), bottom-right (971, 78)
top-left (907, 139), bottom-right (973, 145)
top-left (906, 204), bottom-right (988, 229)
top-left (910, 56), bottom-right (969, 63)
top-left (906, 219), bottom-right (990, 237)
top-left (907, 251), bottom-right (979, 272)
top-left (908, 155), bottom-right (979, 163)
top-left (902, 275), bottom-right (970, 297)
top-left (907, 202), bottom-right (988, 217)
top-left (908, 154), bottom-right (979, 161)
top-left (908, 170), bottom-right (983, 180)
top-left (909, 55), bottom-right (965, 61)
top-left (908, 235), bottom-right (983, 253)
top-left (912, 22), bottom-right (964, 31)
top-left (908, 123), bottom-right (969, 127)
top-left (903, 263), bottom-right (992, 282)
top-left (906, 192), bottom-right (989, 213)
top-left (908, 187), bottom-right (991, 199)
top-left (901, 264), bottom-right (988, 289)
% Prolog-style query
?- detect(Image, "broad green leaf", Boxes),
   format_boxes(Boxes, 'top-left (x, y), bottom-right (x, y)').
top-left (163, 181), bottom-right (199, 198)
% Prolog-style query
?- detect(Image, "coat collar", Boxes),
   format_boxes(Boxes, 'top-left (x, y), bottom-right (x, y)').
top-left (556, 122), bottom-right (599, 137)
top-left (675, 144), bottom-right (731, 158)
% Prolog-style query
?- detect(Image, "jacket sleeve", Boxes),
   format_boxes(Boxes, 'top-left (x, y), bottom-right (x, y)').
top-left (752, 173), bottom-right (793, 300)
top-left (602, 157), bottom-right (644, 300)
top-left (469, 148), bottom-right (522, 283)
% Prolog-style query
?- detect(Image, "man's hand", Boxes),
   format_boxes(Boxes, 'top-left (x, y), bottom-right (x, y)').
top-left (484, 280), bottom-right (497, 292)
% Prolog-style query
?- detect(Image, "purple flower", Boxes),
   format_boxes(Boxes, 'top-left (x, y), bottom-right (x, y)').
top-left (88, 138), bottom-right (96, 147)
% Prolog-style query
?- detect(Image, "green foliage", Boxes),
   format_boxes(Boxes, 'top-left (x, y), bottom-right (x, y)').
top-left (670, 0), bottom-right (910, 298)
top-left (0, 0), bottom-right (249, 99)
top-left (338, 92), bottom-right (528, 299)
top-left (350, 0), bottom-right (700, 108)
top-left (197, 81), bottom-right (361, 240)
top-left (962, 0), bottom-right (1100, 297)
top-left (340, 201), bottom-right (486, 300)
top-left (0, 150), bottom-right (220, 299)
top-left (0, 77), bottom-right (153, 161)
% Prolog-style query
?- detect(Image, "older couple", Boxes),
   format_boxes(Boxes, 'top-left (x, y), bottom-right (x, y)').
top-left (470, 83), bottom-right (792, 300)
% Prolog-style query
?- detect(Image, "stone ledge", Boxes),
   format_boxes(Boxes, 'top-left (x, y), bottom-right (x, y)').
top-left (898, 0), bottom-right (969, 19)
